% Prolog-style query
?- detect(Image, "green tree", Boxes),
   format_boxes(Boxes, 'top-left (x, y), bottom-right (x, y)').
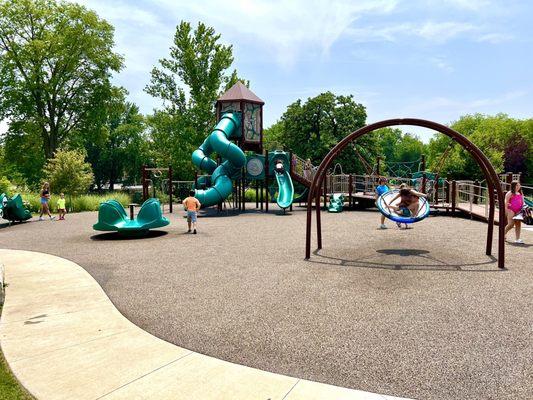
top-left (372, 127), bottom-right (426, 176)
top-left (1, 120), bottom-right (46, 187)
top-left (44, 149), bottom-right (94, 195)
top-left (84, 89), bottom-right (149, 189)
top-left (145, 21), bottom-right (247, 178)
top-left (426, 114), bottom-right (532, 181)
top-left (147, 111), bottom-right (198, 180)
top-left (0, 0), bottom-right (123, 159)
top-left (264, 92), bottom-right (369, 172)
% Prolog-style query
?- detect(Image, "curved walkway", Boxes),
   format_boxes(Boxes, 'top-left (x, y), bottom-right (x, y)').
top-left (0, 249), bottom-right (407, 400)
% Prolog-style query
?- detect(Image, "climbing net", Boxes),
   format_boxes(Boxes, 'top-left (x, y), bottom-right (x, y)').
top-left (382, 159), bottom-right (423, 179)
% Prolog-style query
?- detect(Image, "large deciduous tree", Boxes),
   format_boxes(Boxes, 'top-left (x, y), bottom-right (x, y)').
top-left (84, 89), bottom-right (150, 190)
top-left (264, 92), bottom-right (370, 173)
top-left (145, 21), bottom-right (247, 179)
top-left (0, 0), bottom-right (123, 159)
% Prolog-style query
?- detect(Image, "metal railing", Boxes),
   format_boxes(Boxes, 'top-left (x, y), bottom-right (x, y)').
top-left (292, 154), bottom-right (317, 183)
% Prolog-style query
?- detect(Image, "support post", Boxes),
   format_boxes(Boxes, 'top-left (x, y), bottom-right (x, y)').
top-left (445, 177), bottom-right (450, 204)
top-left (168, 166), bottom-right (173, 213)
top-left (242, 173), bottom-right (246, 211)
top-left (289, 152), bottom-right (293, 212)
top-left (434, 174), bottom-right (439, 205)
top-left (265, 150), bottom-right (269, 213)
top-left (323, 175), bottom-right (327, 209)
top-left (260, 181), bottom-right (264, 211)
top-left (376, 156), bottom-right (381, 176)
top-left (142, 165), bottom-right (148, 201)
top-left (420, 154), bottom-right (427, 194)
top-left (348, 174), bottom-right (353, 208)
top-left (316, 181), bottom-right (322, 250)
top-left (506, 172), bottom-right (513, 189)
top-left (255, 180), bottom-right (259, 208)
top-left (451, 180), bottom-right (456, 215)
top-left (473, 180), bottom-right (479, 204)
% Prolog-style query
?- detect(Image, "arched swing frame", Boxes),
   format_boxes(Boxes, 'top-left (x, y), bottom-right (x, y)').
top-left (305, 118), bottom-right (506, 269)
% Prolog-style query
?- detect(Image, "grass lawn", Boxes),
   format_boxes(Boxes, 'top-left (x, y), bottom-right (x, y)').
top-left (0, 308), bottom-right (34, 400)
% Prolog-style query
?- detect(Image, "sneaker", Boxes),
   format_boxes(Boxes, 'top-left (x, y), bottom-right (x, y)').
top-left (38, 217), bottom-right (44, 221)
top-left (187, 229), bottom-right (191, 233)
top-left (50, 216), bottom-right (55, 220)
top-left (193, 229), bottom-right (197, 234)
top-left (514, 239), bottom-right (524, 244)
top-left (379, 224), bottom-right (387, 229)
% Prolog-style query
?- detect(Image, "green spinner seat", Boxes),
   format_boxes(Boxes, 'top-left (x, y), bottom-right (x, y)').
top-left (0, 193), bottom-right (32, 222)
top-left (93, 198), bottom-right (169, 233)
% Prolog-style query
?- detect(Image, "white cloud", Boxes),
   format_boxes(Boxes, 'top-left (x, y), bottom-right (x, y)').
top-left (440, 0), bottom-right (492, 11)
top-left (154, 0), bottom-right (399, 67)
top-left (416, 21), bottom-right (475, 42)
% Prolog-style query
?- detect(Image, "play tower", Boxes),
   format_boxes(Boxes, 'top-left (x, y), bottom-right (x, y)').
top-left (193, 82), bottom-right (294, 212)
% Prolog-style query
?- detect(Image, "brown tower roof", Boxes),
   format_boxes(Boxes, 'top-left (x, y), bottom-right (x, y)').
top-left (217, 81), bottom-right (264, 104)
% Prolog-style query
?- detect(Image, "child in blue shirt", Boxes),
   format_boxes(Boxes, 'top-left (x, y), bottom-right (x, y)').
top-left (375, 177), bottom-right (390, 229)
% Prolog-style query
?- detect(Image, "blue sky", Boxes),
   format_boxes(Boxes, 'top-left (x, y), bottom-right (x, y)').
top-left (69, 0), bottom-right (532, 142)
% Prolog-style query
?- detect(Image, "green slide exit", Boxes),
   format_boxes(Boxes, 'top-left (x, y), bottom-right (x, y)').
top-left (274, 169), bottom-right (294, 210)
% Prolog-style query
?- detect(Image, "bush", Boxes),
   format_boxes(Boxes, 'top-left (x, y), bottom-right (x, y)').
top-left (43, 149), bottom-right (94, 196)
top-left (20, 192), bottom-right (132, 213)
top-left (0, 176), bottom-right (12, 194)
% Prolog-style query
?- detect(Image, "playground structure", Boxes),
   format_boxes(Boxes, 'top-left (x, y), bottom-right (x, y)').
top-left (141, 82), bottom-right (299, 213)
top-left (93, 198), bottom-right (169, 234)
top-left (141, 166), bottom-right (173, 213)
top-left (304, 118), bottom-right (509, 270)
top-left (0, 193), bottom-right (32, 224)
top-left (135, 82), bottom-right (531, 238)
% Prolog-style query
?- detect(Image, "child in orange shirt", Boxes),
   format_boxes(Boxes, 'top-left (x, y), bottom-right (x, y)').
top-left (183, 190), bottom-right (201, 234)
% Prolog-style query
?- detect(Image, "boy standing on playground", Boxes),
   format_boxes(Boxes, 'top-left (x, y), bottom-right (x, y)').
top-left (375, 177), bottom-right (390, 229)
top-left (57, 193), bottom-right (67, 220)
top-left (183, 190), bottom-right (201, 234)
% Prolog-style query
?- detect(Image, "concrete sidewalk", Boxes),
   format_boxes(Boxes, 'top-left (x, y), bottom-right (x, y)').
top-left (0, 249), bottom-right (410, 400)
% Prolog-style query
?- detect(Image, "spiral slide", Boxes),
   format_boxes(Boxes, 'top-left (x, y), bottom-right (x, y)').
top-left (192, 113), bottom-right (246, 207)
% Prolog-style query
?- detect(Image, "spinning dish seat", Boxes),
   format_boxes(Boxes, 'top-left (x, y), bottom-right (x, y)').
top-left (376, 189), bottom-right (430, 224)
top-left (93, 198), bottom-right (169, 233)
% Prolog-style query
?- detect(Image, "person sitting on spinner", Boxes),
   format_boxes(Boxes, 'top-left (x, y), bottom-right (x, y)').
top-left (387, 183), bottom-right (427, 218)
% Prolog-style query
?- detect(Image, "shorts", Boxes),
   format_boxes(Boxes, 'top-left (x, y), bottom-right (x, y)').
top-left (399, 207), bottom-right (411, 217)
top-left (40, 198), bottom-right (48, 205)
top-left (187, 211), bottom-right (197, 222)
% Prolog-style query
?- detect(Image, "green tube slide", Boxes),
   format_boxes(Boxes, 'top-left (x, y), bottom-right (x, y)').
top-left (191, 113), bottom-right (245, 207)
top-left (274, 170), bottom-right (294, 209)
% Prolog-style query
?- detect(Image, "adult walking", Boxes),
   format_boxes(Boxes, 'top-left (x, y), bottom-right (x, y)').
top-left (504, 180), bottom-right (524, 243)
top-left (39, 182), bottom-right (55, 221)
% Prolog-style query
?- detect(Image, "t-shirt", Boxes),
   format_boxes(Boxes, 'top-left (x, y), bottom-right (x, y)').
top-left (183, 196), bottom-right (200, 212)
top-left (57, 198), bottom-right (66, 209)
top-left (376, 184), bottom-right (389, 196)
